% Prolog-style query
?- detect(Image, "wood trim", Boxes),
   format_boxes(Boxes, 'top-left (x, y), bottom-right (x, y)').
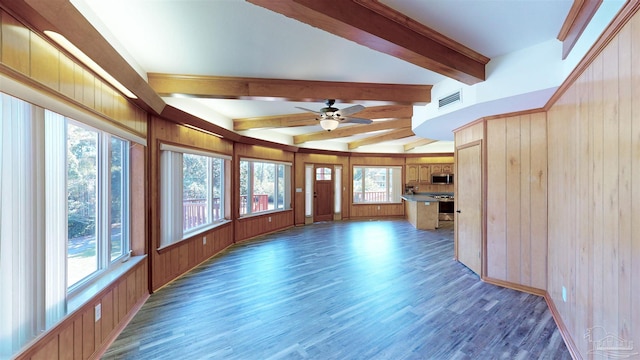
top-left (451, 117), bottom-right (485, 134)
top-left (558, 0), bottom-right (603, 59)
top-left (482, 276), bottom-right (546, 297)
top-left (544, 292), bottom-right (582, 360)
top-left (247, 0), bottom-right (487, 85)
top-left (149, 73), bottom-right (432, 105)
top-left (546, 1), bottom-right (640, 109)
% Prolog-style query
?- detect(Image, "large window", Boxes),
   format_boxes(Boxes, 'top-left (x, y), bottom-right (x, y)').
top-left (353, 166), bottom-right (402, 204)
top-left (65, 121), bottom-right (131, 290)
top-left (240, 158), bottom-right (291, 216)
top-left (160, 144), bottom-right (229, 248)
top-left (0, 91), bottom-right (134, 358)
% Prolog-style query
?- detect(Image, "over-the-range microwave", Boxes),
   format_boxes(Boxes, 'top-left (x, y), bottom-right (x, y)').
top-left (431, 174), bottom-right (454, 184)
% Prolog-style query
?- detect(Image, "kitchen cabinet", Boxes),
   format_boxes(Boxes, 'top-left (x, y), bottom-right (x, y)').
top-left (418, 164), bottom-right (431, 184)
top-left (431, 164), bottom-right (442, 174)
top-left (442, 164), bottom-right (454, 173)
top-left (406, 164), bottom-right (418, 183)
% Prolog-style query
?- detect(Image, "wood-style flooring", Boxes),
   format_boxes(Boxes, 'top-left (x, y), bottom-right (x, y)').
top-left (104, 220), bottom-right (570, 359)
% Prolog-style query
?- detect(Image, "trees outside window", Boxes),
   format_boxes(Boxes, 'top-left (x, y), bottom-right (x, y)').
top-left (353, 166), bottom-right (402, 204)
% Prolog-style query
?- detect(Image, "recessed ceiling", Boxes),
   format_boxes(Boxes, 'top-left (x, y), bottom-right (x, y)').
top-left (67, 0), bottom-right (613, 153)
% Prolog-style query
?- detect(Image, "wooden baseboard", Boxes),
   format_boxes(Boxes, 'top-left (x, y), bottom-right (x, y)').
top-left (544, 292), bottom-right (581, 360)
top-left (92, 293), bottom-right (150, 360)
top-left (480, 278), bottom-right (580, 358)
top-left (481, 276), bottom-right (546, 297)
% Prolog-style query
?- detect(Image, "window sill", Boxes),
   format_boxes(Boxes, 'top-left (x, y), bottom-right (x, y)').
top-left (238, 208), bottom-right (292, 220)
top-left (67, 255), bottom-right (146, 314)
top-left (352, 202), bottom-right (403, 205)
top-left (157, 219), bottom-right (232, 253)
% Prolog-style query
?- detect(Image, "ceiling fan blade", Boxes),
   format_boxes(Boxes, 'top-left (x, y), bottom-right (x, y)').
top-left (337, 104), bottom-right (365, 116)
top-left (344, 117), bottom-right (373, 124)
top-left (295, 106), bottom-right (321, 114)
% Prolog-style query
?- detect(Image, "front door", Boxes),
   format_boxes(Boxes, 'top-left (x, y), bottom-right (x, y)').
top-left (314, 166), bottom-right (334, 222)
top-left (456, 142), bottom-right (482, 276)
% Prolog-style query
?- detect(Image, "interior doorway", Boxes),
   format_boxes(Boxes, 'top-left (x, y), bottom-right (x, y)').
top-left (314, 166), bottom-right (334, 222)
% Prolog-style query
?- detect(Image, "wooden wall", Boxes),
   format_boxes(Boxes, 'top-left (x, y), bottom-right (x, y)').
top-left (0, 9), bottom-right (146, 137)
top-left (234, 143), bottom-right (295, 242)
top-left (0, 8), bottom-right (151, 359)
top-left (294, 153), bottom-right (350, 224)
top-left (485, 112), bottom-right (547, 291)
top-left (546, 9), bottom-right (640, 357)
top-left (349, 155), bottom-right (406, 219)
top-left (149, 115), bottom-right (235, 291)
top-left (16, 260), bottom-right (148, 360)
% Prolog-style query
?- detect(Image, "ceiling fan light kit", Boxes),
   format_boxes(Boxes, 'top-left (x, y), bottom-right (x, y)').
top-left (296, 99), bottom-right (373, 132)
top-left (320, 119), bottom-right (340, 131)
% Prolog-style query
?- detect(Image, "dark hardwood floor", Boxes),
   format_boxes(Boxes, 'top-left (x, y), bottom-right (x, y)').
top-left (104, 220), bottom-right (570, 359)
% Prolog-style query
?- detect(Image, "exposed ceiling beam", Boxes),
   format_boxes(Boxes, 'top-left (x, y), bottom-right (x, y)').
top-left (294, 118), bottom-right (411, 144)
top-left (234, 113), bottom-right (317, 130)
top-left (404, 138), bottom-right (437, 152)
top-left (557, 0), bottom-right (602, 59)
top-left (247, 0), bottom-right (489, 85)
top-left (19, 0), bottom-right (166, 114)
top-left (234, 105), bottom-right (413, 130)
top-left (348, 127), bottom-right (415, 150)
top-left (149, 73), bottom-right (431, 105)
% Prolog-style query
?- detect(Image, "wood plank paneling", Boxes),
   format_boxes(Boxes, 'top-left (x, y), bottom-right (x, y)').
top-left (149, 115), bottom-right (235, 291)
top-left (546, 8), bottom-right (640, 358)
top-left (486, 118), bottom-right (506, 280)
top-left (485, 112), bottom-right (547, 290)
top-left (0, 10), bottom-right (147, 138)
top-left (1, 10), bottom-right (30, 74)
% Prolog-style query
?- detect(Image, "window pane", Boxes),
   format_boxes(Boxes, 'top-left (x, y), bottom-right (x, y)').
top-left (253, 162), bottom-right (274, 212)
top-left (275, 164), bottom-right (283, 209)
top-left (240, 159), bottom-right (291, 216)
top-left (353, 167), bottom-right (363, 202)
top-left (212, 157), bottom-right (223, 221)
top-left (183, 153), bottom-right (210, 231)
top-left (110, 137), bottom-right (127, 261)
top-left (353, 167), bottom-right (402, 204)
top-left (67, 123), bottom-right (98, 288)
top-left (240, 160), bottom-right (249, 215)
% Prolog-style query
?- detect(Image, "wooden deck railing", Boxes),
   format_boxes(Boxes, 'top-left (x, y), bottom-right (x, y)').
top-left (184, 194), bottom-right (270, 229)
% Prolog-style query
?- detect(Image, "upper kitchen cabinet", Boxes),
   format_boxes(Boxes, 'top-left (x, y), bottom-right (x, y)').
top-left (406, 164), bottom-right (418, 183)
top-left (419, 164), bottom-right (431, 184)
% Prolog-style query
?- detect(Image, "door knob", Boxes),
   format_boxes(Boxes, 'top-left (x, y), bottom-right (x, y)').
top-left (456, 210), bottom-right (461, 213)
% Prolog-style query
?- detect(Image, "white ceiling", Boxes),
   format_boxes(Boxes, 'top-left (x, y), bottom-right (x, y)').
top-left (70, 0), bottom-right (617, 153)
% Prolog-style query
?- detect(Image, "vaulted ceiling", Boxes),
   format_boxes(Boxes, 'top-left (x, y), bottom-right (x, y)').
top-left (4, 0), bottom-right (624, 153)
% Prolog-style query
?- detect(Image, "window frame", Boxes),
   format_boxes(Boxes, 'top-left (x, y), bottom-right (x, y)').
top-left (239, 157), bottom-right (292, 217)
top-left (64, 118), bottom-right (132, 294)
top-left (352, 166), bottom-right (403, 204)
top-left (159, 143), bottom-right (231, 249)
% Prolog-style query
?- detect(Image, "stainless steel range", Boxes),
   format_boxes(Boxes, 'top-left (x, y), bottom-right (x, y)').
top-left (426, 193), bottom-right (455, 221)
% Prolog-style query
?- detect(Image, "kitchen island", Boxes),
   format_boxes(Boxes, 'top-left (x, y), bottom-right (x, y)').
top-left (402, 194), bottom-right (440, 230)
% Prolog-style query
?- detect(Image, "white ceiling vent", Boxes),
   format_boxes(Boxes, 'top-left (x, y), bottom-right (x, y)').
top-left (438, 90), bottom-right (461, 109)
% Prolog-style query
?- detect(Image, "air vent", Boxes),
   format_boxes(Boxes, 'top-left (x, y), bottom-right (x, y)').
top-left (438, 90), bottom-right (461, 109)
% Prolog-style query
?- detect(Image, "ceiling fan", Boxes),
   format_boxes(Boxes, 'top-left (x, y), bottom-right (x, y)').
top-left (296, 99), bottom-right (373, 131)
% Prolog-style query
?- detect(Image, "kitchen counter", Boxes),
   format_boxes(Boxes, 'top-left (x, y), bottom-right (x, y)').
top-left (402, 194), bottom-right (440, 230)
